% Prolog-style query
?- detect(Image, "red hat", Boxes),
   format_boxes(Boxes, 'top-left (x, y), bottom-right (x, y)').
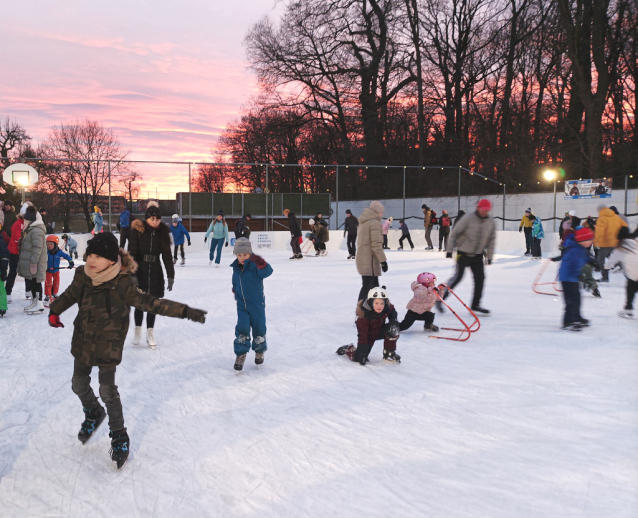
top-left (574, 227), bottom-right (594, 242)
top-left (477, 199), bottom-right (492, 211)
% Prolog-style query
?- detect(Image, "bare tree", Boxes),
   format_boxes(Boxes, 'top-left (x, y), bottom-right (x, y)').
top-left (115, 170), bottom-right (142, 206)
top-left (194, 161), bottom-right (231, 193)
top-left (0, 118), bottom-right (32, 201)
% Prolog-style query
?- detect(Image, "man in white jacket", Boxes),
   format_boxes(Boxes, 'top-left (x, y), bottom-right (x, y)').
top-left (605, 226), bottom-right (638, 318)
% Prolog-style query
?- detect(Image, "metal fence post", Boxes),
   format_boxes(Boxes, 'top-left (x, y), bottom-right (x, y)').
top-left (402, 166), bottom-right (406, 220)
top-left (108, 160), bottom-right (112, 231)
top-left (265, 164), bottom-right (269, 231)
top-left (502, 184), bottom-right (506, 231)
top-left (188, 163), bottom-right (192, 232)
top-left (336, 165), bottom-right (339, 230)
top-left (625, 175), bottom-right (628, 215)
top-left (458, 166), bottom-right (461, 214)
top-left (553, 181), bottom-right (557, 232)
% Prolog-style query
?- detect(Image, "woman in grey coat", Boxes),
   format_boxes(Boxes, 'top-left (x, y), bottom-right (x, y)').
top-left (18, 205), bottom-right (48, 311)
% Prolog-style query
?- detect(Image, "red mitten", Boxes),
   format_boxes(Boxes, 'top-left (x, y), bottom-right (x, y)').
top-left (248, 254), bottom-right (267, 270)
top-left (298, 236), bottom-right (303, 244)
top-left (49, 313), bottom-right (64, 328)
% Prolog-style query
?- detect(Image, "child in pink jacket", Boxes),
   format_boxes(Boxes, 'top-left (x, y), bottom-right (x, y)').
top-left (399, 272), bottom-right (440, 332)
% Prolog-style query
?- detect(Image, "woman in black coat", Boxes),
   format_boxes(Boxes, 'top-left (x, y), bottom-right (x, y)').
top-left (128, 201), bottom-right (175, 347)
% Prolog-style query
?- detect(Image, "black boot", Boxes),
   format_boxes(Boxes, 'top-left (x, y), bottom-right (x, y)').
top-left (109, 428), bottom-right (130, 469)
top-left (78, 405), bottom-right (106, 444)
top-left (471, 305), bottom-right (491, 315)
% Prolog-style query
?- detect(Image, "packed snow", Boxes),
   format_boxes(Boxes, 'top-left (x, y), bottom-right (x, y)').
top-left (1, 245), bottom-right (637, 517)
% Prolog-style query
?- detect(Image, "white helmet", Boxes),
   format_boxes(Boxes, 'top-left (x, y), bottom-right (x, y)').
top-left (171, 213), bottom-right (179, 220)
top-left (367, 286), bottom-right (388, 301)
top-left (309, 218), bottom-right (315, 225)
top-left (388, 217), bottom-right (393, 222)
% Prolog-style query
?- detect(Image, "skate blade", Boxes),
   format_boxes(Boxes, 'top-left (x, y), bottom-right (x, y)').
top-left (112, 453), bottom-right (130, 471)
top-left (26, 310), bottom-right (45, 315)
top-left (148, 344), bottom-right (156, 350)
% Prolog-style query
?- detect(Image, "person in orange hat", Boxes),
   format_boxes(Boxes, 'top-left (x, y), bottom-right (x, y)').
top-left (442, 199), bottom-right (495, 314)
top-left (45, 235), bottom-right (74, 302)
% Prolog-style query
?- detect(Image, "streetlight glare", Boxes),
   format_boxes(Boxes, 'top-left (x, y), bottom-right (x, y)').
top-left (543, 170), bottom-right (556, 181)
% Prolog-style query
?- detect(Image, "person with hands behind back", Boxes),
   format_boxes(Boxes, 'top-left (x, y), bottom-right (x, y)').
top-left (48, 232), bottom-right (206, 469)
top-left (231, 238), bottom-right (274, 372)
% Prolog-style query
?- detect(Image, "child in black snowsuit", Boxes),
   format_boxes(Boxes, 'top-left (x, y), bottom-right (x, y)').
top-left (398, 219), bottom-right (414, 250)
top-left (336, 286), bottom-right (400, 364)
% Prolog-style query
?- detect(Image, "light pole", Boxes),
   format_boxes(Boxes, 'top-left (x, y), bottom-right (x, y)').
top-left (544, 170), bottom-right (557, 232)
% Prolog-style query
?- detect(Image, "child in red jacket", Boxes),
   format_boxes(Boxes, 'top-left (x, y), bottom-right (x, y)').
top-left (336, 287), bottom-right (401, 364)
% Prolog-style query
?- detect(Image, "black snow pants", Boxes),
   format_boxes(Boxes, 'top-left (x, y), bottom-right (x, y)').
top-left (444, 253), bottom-right (485, 308)
top-left (561, 281), bottom-right (582, 325)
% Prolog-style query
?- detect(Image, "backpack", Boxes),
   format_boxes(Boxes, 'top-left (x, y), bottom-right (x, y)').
top-left (430, 211), bottom-right (438, 226)
top-left (119, 210), bottom-right (131, 228)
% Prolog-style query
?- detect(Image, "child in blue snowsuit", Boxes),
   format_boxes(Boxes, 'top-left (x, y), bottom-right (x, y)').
top-left (551, 227), bottom-right (597, 331)
top-left (62, 234), bottom-right (78, 259)
top-left (230, 237), bottom-right (273, 371)
top-left (170, 215), bottom-right (191, 265)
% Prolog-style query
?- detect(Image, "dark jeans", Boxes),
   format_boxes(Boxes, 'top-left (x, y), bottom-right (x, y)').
top-left (119, 227), bottom-right (131, 249)
top-left (399, 233), bottom-right (414, 249)
top-left (358, 275), bottom-right (379, 303)
top-left (290, 236), bottom-right (301, 255)
top-left (445, 253), bottom-right (485, 308)
top-left (30, 279), bottom-right (42, 300)
top-left (400, 310), bottom-right (434, 331)
top-left (383, 235), bottom-right (389, 249)
top-left (347, 234), bottom-right (357, 256)
top-left (5, 253), bottom-right (19, 295)
top-left (561, 281), bottom-right (582, 325)
top-left (173, 243), bottom-right (185, 261)
top-left (597, 247), bottom-right (613, 280)
top-left (72, 359), bottom-right (124, 431)
top-left (532, 238), bottom-right (542, 257)
top-left (425, 227), bottom-right (434, 248)
top-left (626, 279), bottom-right (638, 310)
top-left (134, 309), bottom-right (156, 329)
top-left (439, 227), bottom-right (450, 250)
top-left (524, 227), bottom-right (533, 251)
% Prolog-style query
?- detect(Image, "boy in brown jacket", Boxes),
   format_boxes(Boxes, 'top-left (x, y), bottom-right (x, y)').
top-left (49, 232), bottom-right (207, 469)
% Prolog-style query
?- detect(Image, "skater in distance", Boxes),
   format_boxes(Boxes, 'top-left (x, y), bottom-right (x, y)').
top-left (343, 209), bottom-right (358, 259)
top-left (170, 214), bottom-right (191, 266)
top-left (205, 211), bottom-right (230, 266)
top-left (48, 232), bottom-right (206, 469)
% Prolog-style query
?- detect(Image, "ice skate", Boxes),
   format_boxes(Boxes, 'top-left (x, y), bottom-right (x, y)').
top-left (0, 309), bottom-right (5, 317)
top-left (347, 255), bottom-right (352, 260)
top-left (577, 318), bottom-right (590, 327)
top-left (296, 253), bottom-right (303, 260)
top-left (383, 349), bottom-right (401, 363)
top-left (209, 260), bottom-right (213, 265)
top-left (471, 305), bottom-right (490, 316)
top-left (44, 295), bottom-right (50, 303)
top-left (78, 405), bottom-right (106, 444)
top-left (336, 344), bottom-right (355, 355)
top-left (109, 429), bottom-right (130, 470)
top-left (132, 326), bottom-right (142, 345)
top-left (173, 257), bottom-right (177, 264)
top-left (592, 288), bottom-right (601, 298)
top-left (180, 257), bottom-right (185, 266)
top-left (25, 291), bottom-right (32, 300)
top-left (24, 298), bottom-right (37, 312)
top-left (7, 294), bottom-right (11, 304)
top-left (234, 354), bottom-right (247, 371)
top-left (618, 309), bottom-right (634, 319)
top-left (255, 352), bottom-right (264, 366)
top-left (425, 324), bottom-right (439, 332)
top-left (562, 323), bottom-right (582, 332)
top-left (146, 328), bottom-right (157, 349)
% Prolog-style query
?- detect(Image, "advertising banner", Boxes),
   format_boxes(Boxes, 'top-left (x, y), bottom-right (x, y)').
top-left (564, 178), bottom-right (612, 199)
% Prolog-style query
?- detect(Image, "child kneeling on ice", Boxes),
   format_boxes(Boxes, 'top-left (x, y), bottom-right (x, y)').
top-left (337, 286), bottom-right (401, 364)
top-left (400, 272), bottom-right (440, 332)
top-left (48, 232), bottom-right (207, 469)
top-left (231, 237), bottom-right (273, 371)
top-left (550, 227), bottom-right (597, 331)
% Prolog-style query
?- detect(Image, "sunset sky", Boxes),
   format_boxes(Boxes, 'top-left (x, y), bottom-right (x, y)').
top-left (3, 1), bottom-right (283, 197)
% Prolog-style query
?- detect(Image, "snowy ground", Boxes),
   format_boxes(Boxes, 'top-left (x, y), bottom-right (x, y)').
top-left (1, 248), bottom-right (637, 517)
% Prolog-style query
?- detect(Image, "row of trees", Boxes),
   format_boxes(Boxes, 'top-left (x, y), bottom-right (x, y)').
top-left (202, 0), bottom-right (636, 196)
top-left (0, 118), bottom-right (141, 230)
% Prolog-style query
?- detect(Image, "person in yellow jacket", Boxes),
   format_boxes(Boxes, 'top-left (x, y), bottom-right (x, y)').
top-left (519, 208), bottom-right (535, 255)
top-left (594, 205), bottom-right (628, 282)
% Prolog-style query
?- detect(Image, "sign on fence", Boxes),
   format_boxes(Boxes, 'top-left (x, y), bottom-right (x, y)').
top-left (564, 178), bottom-right (612, 199)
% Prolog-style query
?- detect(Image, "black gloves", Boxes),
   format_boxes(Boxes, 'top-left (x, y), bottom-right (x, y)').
top-left (225, 242), bottom-right (229, 247)
top-left (68, 261), bottom-right (74, 269)
top-left (183, 306), bottom-right (207, 323)
top-left (487, 259), bottom-right (492, 265)
top-left (446, 252), bottom-right (453, 259)
top-left (519, 227), bottom-right (522, 233)
top-left (0, 267), bottom-right (7, 282)
top-left (381, 261), bottom-right (388, 272)
top-left (187, 240), bottom-right (191, 246)
top-left (204, 237), bottom-right (207, 243)
top-left (167, 278), bottom-right (174, 291)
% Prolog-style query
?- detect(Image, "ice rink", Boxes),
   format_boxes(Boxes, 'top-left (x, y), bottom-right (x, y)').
top-left (1, 248), bottom-right (637, 517)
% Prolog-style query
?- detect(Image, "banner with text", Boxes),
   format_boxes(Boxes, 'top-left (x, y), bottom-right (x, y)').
top-left (564, 178), bottom-right (612, 199)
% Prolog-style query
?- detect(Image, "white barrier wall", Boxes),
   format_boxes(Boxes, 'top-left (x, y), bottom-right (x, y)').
top-left (68, 230), bottom-right (560, 258)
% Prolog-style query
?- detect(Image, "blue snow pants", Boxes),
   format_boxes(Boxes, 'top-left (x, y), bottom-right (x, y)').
top-left (209, 238), bottom-right (224, 264)
top-left (234, 304), bottom-right (267, 356)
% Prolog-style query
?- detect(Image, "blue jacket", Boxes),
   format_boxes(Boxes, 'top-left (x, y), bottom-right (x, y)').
top-left (532, 218), bottom-right (544, 239)
top-left (64, 236), bottom-right (78, 250)
top-left (92, 212), bottom-right (103, 231)
top-left (170, 222), bottom-right (191, 246)
top-left (47, 246), bottom-right (72, 273)
top-left (231, 257), bottom-right (273, 311)
top-left (119, 210), bottom-right (131, 229)
top-left (557, 235), bottom-right (596, 282)
top-left (205, 220), bottom-right (229, 242)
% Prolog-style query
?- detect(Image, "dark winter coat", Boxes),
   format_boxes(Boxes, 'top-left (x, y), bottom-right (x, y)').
top-left (344, 215), bottom-right (359, 236)
top-left (287, 212), bottom-right (302, 238)
top-left (315, 216), bottom-right (328, 228)
top-left (556, 235), bottom-right (597, 283)
top-left (3, 207), bottom-right (17, 237)
top-left (170, 222), bottom-right (191, 246)
top-left (399, 222), bottom-right (410, 235)
top-left (453, 210), bottom-right (466, 228)
top-left (0, 236), bottom-right (9, 277)
top-left (355, 299), bottom-right (397, 346)
top-left (231, 255), bottom-right (273, 312)
top-left (234, 216), bottom-right (250, 237)
top-left (51, 250), bottom-right (188, 367)
top-left (129, 219), bottom-right (175, 298)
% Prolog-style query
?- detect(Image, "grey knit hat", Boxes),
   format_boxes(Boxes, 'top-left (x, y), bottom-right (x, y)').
top-left (233, 237), bottom-right (253, 255)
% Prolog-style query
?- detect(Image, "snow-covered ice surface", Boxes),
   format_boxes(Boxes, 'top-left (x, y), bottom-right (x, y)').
top-left (1, 249), bottom-right (637, 517)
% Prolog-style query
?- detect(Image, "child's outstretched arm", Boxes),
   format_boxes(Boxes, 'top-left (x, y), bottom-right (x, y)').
top-left (120, 276), bottom-right (207, 323)
top-left (248, 254), bottom-right (273, 279)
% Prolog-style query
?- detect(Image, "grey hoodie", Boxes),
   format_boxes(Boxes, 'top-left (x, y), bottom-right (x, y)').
top-left (447, 210), bottom-right (496, 261)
